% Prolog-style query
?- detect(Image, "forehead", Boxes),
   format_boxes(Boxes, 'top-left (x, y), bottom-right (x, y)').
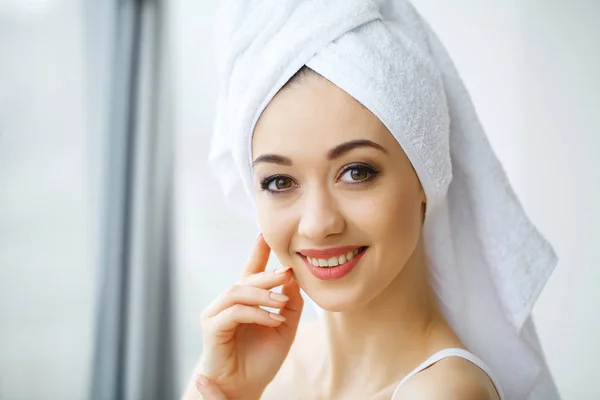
top-left (252, 74), bottom-right (397, 155)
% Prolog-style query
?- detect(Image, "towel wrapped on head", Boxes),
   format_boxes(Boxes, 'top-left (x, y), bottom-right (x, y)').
top-left (208, 1), bottom-right (559, 398)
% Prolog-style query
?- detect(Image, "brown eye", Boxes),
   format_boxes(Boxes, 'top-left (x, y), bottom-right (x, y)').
top-left (339, 165), bottom-right (374, 183)
top-left (261, 175), bottom-right (295, 193)
top-left (273, 177), bottom-right (292, 190)
top-left (350, 168), bottom-right (368, 181)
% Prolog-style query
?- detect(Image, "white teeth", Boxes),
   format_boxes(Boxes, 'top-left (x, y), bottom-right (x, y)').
top-left (307, 248), bottom-right (364, 268)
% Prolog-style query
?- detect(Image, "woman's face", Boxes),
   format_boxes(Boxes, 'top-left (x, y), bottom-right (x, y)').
top-left (252, 73), bottom-right (426, 311)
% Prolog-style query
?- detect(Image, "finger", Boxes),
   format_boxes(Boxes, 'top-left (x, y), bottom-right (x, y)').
top-left (207, 304), bottom-right (286, 342)
top-left (195, 374), bottom-right (228, 400)
top-left (239, 266), bottom-right (293, 289)
top-left (201, 285), bottom-right (290, 320)
top-left (276, 279), bottom-right (304, 339)
top-left (240, 233), bottom-right (271, 278)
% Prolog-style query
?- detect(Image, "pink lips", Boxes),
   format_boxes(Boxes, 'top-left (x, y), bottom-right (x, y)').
top-left (297, 245), bottom-right (363, 259)
top-left (298, 246), bottom-right (367, 281)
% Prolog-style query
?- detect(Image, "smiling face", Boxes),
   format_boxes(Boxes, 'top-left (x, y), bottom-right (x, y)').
top-left (251, 69), bottom-right (426, 311)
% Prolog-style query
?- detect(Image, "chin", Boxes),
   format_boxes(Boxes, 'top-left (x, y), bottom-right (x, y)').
top-left (302, 285), bottom-right (367, 313)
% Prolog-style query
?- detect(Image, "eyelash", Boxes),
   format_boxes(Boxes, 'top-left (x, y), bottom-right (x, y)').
top-left (259, 163), bottom-right (380, 195)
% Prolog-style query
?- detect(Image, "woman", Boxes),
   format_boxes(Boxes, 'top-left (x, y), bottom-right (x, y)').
top-left (183, 1), bottom-right (558, 399)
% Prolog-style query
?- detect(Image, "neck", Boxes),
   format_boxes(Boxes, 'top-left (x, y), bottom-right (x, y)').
top-left (317, 237), bottom-right (462, 398)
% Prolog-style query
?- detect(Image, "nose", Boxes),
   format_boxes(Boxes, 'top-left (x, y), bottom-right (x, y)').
top-left (297, 186), bottom-right (345, 241)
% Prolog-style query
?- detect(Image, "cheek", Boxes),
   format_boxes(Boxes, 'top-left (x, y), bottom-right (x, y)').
top-left (355, 184), bottom-right (422, 254)
top-left (256, 198), bottom-right (297, 262)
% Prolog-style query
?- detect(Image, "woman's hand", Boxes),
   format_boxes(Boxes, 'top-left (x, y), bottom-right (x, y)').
top-left (191, 234), bottom-right (304, 400)
top-left (195, 374), bottom-right (228, 400)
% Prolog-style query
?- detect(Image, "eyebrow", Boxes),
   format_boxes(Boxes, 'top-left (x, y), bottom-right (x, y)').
top-left (252, 139), bottom-right (387, 167)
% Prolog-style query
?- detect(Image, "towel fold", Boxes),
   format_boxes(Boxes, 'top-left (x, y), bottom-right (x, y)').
top-left (208, 1), bottom-right (559, 398)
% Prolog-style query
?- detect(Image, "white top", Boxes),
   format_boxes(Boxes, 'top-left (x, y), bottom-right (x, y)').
top-left (390, 348), bottom-right (504, 399)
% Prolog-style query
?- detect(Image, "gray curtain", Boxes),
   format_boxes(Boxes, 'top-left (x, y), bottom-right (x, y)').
top-left (90, 0), bottom-right (176, 399)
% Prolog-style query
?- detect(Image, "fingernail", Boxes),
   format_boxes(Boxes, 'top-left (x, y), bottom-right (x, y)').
top-left (270, 292), bottom-right (289, 302)
top-left (196, 374), bottom-right (209, 387)
top-left (256, 232), bottom-right (263, 241)
top-left (274, 266), bottom-right (291, 275)
top-left (269, 312), bottom-right (286, 322)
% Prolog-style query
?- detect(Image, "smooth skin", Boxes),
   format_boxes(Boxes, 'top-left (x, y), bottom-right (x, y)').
top-left (182, 70), bottom-right (500, 400)
top-left (181, 234), bottom-right (304, 400)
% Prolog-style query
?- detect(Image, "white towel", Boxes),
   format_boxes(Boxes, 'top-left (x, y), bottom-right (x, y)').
top-left (208, 1), bottom-right (559, 399)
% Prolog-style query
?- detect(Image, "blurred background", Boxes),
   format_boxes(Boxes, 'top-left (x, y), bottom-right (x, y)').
top-left (0, 0), bottom-right (598, 399)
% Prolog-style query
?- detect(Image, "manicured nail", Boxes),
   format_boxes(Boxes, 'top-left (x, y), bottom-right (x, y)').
top-left (274, 266), bottom-right (291, 274)
top-left (269, 312), bottom-right (286, 322)
top-left (270, 292), bottom-right (290, 302)
top-left (196, 374), bottom-right (209, 387)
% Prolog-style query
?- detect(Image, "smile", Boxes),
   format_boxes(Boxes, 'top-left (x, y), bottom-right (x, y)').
top-left (306, 248), bottom-right (362, 268)
top-left (297, 246), bottom-right (368, 280)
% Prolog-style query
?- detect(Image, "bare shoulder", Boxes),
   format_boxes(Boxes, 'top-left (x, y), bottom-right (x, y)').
top-left (392, 357), bottom-right (500, 400)
top-left (261, 320), bottom-right (323, 399)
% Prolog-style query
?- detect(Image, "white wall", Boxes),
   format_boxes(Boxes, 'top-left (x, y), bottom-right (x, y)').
top-left (518, 2), bottom-right (600, 398)
top-left (0, 0), bottom-right (94, 398)
top-left (171, 1), bottom-right (600, 399)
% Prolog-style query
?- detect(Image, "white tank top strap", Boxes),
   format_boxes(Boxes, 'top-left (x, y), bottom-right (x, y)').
top-left (390, 348), bottom-right (504, 400)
